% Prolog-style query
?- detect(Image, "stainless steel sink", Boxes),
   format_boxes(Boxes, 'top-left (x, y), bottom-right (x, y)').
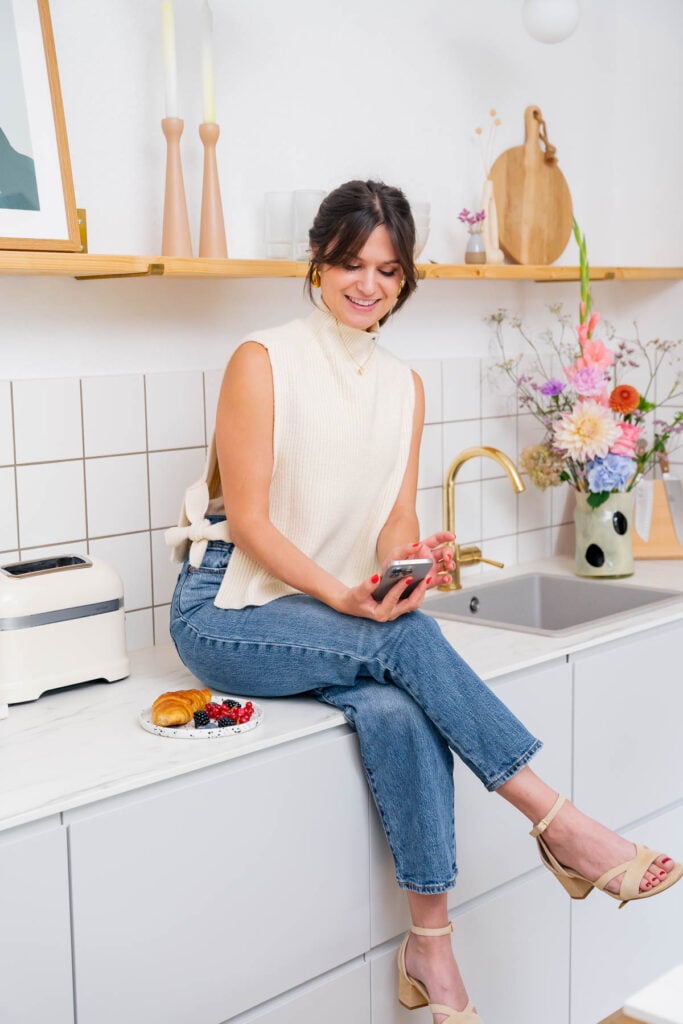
top-left (422, 573), bottom-right (682, 636)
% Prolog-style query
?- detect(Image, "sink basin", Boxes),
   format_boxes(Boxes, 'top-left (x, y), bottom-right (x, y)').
top-left (423, 573), bottom-right (682, 636)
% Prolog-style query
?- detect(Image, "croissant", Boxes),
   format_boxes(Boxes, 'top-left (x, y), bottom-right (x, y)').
top-left (151, 687), bottom-right (212, 727)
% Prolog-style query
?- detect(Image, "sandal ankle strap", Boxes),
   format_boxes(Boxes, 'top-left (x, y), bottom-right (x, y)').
top-left (410, 922), bottom-right (454, 936)
top-left (530, 794), bottom-right (566, 838)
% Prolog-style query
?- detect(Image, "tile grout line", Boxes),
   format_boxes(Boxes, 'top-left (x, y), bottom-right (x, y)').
top-left (9, 382), bottom-right (21, 560)
top-left (143, 374), bottom-right (156, 645)
top-left (79, 379), bottom-right (90, 554)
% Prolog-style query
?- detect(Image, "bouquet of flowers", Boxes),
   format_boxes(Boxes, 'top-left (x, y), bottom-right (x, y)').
top-left (488, 222), bottom-right (683, 508)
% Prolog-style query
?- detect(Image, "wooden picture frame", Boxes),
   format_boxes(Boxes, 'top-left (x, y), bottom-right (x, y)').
top-left (0, 0), bottom-right (80, 251)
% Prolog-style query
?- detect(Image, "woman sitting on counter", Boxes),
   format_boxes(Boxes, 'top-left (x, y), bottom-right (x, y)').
top-left (167, 179), bottom-right (682, 1024)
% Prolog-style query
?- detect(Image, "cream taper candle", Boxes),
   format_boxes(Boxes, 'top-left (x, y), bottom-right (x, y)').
top-left (201, 0), bottom-right (216, 124)
top-left (161, 1), bottom-right (178, 118)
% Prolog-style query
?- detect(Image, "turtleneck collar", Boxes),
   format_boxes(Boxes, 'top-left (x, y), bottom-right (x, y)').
top-left (310, 301), bottom-right (381, 367)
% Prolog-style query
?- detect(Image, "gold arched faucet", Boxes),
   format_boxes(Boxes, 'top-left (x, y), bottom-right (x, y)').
top-left (439, 447), bottom-right (525, 591)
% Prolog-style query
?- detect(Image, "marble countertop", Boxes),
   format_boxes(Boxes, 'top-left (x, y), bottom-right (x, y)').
top-left (2, 556), bottom-right (682, 834)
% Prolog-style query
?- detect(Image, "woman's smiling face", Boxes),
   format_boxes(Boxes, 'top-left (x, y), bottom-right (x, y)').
top-left (318, 224), bottom-right (403, 330)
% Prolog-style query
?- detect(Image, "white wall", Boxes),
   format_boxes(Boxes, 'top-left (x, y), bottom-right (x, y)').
top-left (2, 0), bottom-right (682, 379)
top-left (1, 0), bottom-right (682, 646)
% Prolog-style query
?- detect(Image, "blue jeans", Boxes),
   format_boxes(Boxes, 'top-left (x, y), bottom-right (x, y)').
top-left (169, 536), bottom-right (542, 894)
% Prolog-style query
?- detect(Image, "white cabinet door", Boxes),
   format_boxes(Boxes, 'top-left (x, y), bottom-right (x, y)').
top-left (234, 959), bottom-right (370, 1024)
top-left (370, 658), bottom-right (572, 945)
top-left (0, 817), bottom-right (73, 1024)
top-left (369, 871), bottom-right (570, 1024)
top-left (66, 731), bottom-right (370, 1024)
top-left (572, 621), bottom-right (683, 829)
top-left (570, 803), bottom-right (683, 1024)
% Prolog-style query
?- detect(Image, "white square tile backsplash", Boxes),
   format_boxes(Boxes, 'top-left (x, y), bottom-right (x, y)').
top-left (82, 374), bottom-right (147, 457)
top-left (203, 369), bottom-right (223, 441)
top-left (410, 358), bottom-right (443, 424)
top-left (146, 370), bottom-right (205, 450)
top-left (148, 447), bottom-right (208, 530)
top-left (151, 526), bottom-right (182, 606)
top-left (0, 359), bottom-right (565, 649)
top-left (17, 461), bottom-right (86, 548)
top-left (86, 454), bottom-right (150, 537)
top-left (0, 381), bottom-right (13, 465)
top-left (442, 357), bottom-right (481, 422)
top-left (0, 467), bottom-right (17, 551)
top-left (89, 531), bottom-right (153, 611)
top-left (13, 378), bottom-right (83, 464)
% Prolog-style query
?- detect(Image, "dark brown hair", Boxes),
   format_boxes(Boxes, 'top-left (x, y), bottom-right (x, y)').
top-left (305, 179), bottom-right (418, 324)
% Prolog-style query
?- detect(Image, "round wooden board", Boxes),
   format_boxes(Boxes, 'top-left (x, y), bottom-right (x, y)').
top-left (489, 106), bottom-right (573, 265)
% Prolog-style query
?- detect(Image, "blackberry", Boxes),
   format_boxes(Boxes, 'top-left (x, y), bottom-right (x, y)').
top-left (217, 716), bottom-right (234, 728)
top-left (222, 699), bottom-right (240, 709)
top-left (193, 709), bottom-right (210, 727)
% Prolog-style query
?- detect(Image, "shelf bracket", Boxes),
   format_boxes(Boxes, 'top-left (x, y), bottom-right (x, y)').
top-left (75, 262), bottom-right (165, 281)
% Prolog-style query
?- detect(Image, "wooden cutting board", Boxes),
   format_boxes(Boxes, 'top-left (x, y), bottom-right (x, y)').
top-left (633, 480), bottom-right (683, 559)
top-left (489, 105), bottom-right (573, 265)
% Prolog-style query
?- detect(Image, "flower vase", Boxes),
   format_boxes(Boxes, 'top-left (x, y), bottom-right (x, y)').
top-left (574, 491), bottom-right (635, 578)
top-left (465, 227), bottom-right (486, 265)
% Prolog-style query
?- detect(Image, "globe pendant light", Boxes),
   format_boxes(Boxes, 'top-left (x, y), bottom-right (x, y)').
top-left (522, 0), bottom-right (580, 43)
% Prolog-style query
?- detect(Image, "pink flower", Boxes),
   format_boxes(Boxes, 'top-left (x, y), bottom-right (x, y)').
top-left (610, 422), bottom-right (643, 457)
top-left (574, 338), bottom-right (615, 372)
top-left (565, 365), bottom-right (608, 397)
top-left (587, 311), bottom-right (601, 335)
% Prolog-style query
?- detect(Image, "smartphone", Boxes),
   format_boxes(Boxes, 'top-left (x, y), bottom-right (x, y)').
top-left (371, 558), bottom-right (433, 602)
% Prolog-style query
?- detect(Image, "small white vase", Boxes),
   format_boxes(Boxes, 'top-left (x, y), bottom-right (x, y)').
top-left (465, 228), bottom-right (486, 264)
top-left (574, 491), bottom-right (635, 578)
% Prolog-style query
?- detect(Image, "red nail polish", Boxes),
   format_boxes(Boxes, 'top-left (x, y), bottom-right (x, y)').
top-left (662, 857), bottom-right (672, 864)
top-left (412, 542), bottom-right (420, 547)
top-left (404, 577), bottom-right (413, 585)
top-left (371, 574), bottom-right (380, 584)
top-left (426, 577), bottom-right (432, 585)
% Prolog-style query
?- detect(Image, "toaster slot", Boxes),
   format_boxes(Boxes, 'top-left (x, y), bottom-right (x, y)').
top-left (0, 555), bottom-right (93, 578)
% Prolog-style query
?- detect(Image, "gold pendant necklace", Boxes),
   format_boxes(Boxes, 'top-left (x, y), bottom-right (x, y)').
top-left (336, 321), bottom-right (378, 376)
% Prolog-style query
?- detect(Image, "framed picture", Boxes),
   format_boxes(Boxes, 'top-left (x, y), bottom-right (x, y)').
top-left (0, 0), bottom-right (80, 251)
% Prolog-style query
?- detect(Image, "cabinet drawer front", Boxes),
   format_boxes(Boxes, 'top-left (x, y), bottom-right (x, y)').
top-left (370, 872), bottom-right (569, 1024)
top-left (570, 804), bottom-right (683, 1024)
top-left (573, 622), bottom-right (683, 828)
top-left (68, 733), bottom-right (370, 1024)
top-left (370, 659), bottom-right (572, 944)
top-left (0, 819), bottom-right (73, 1024)
top-left (238, 960), bottom-right (369, 1024)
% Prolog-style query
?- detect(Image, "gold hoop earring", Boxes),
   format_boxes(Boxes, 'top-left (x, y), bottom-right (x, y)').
top-left (398, 278), bottom-right (405, 294)
top-left (311, 266), bottom-right (321, 288)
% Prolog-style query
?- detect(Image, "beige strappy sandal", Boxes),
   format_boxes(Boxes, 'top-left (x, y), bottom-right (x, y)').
top-left (397, 923), bottom-right (483, 1023)
top-left (531, 794), bottom-right (683, 910)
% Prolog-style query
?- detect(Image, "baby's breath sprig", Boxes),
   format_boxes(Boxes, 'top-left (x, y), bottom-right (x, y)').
top-left (474, 108), bottom-right (502, 177)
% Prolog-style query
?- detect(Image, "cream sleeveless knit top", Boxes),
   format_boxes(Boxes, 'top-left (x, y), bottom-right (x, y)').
top-left (166, 305), bottom-right (415, 609)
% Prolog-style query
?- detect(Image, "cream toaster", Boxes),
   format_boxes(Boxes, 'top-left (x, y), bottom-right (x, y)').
top-left (0, 554), bottom-right (130, 704)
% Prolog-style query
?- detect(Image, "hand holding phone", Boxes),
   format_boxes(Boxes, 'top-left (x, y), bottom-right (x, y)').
top-left (371, 558), bottom-right (433, 602)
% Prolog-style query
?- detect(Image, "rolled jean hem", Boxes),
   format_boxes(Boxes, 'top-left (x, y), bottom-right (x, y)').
top-left (485, 738), bottom-right (543, 792)
top-left (396, 875), bottom-right (457, 895)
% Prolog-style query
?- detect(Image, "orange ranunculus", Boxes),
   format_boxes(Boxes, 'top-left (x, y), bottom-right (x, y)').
top-left (609, 384), bottom-right (641, 414)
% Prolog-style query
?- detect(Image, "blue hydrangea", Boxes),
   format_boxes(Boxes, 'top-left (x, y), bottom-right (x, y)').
top-left (585, 454), bottom-right (635, 493)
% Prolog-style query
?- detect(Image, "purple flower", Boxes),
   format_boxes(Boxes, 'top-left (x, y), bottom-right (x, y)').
top-left (541, 378), bottom-right (566, 396)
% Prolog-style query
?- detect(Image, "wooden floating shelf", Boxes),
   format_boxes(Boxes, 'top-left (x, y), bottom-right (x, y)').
top-left (0, 251), bottom-right (682, 282)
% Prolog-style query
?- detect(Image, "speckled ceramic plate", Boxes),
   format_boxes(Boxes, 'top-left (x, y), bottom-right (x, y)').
top-left (139, 695), bottom-right (263, 739)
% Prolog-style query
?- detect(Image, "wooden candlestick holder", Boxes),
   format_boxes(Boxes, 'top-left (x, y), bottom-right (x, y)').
top-left (198, 122), bottom-right (228, 258)
top-left (161, 118), bottom-right (193, 257)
